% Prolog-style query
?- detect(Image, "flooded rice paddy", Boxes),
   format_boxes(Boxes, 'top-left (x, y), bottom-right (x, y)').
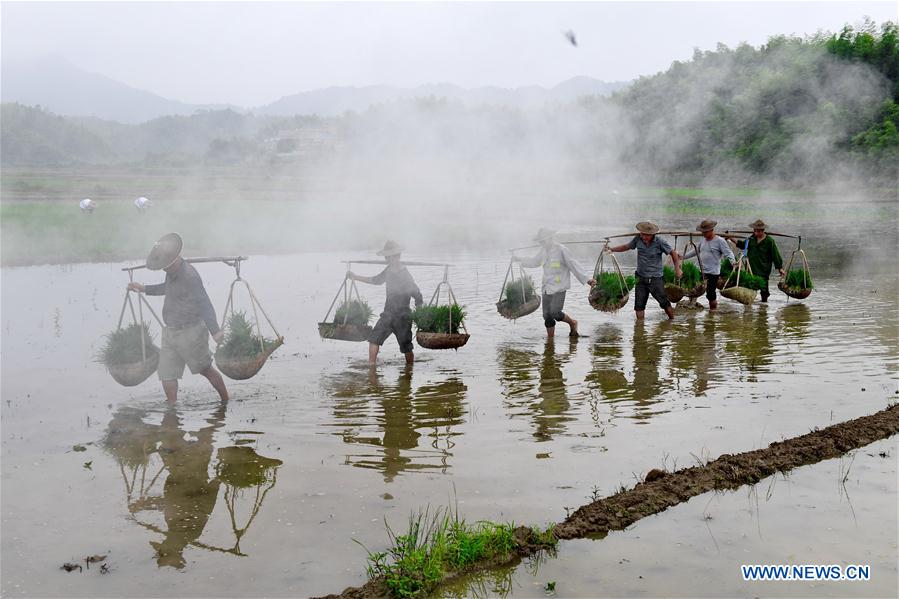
top-left (2, 217), bottom-right (897, 597)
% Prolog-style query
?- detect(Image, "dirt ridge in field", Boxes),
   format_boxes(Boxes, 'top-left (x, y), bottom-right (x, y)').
top-left (319, 403), bottom-right (899, 599)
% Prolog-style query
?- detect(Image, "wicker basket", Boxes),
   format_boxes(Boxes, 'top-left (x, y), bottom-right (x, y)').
top-left (107, 352), bottom-right (160, 387)
top-left (664, 284), bottom-right (685, 303)
top-left (416, 331), bottom-right (470, 350)
top-left (685, 281), bottom-right (707, 299)
top-left (496, 297), bottom-right (541, 320)
top-left (318, 322), bottom-right (372, 342)
top-left (589, 288), bottom-right (630, 312)
top-left (721, 286), bottom-right (757, 305)
top-left (778, 282), bottom-right (812, 300)
top-left (216, 338), bottom-right (283, 380)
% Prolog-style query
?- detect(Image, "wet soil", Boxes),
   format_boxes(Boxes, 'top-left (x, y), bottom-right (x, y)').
top-left (322, 404), bottom-right (899, 598)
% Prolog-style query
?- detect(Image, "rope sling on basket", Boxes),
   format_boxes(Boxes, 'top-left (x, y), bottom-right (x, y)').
top-left (664, 235), bottom-right (707, 303)
top-left (415, 266), bottom-right (470, 350)
top-left (778, 237), bottom-right (813, 300)
top-left (101, 285), bottom-right (165, 387)
top-left (589, 242), bottom-right (634, 312)
top-left (318, 269), bottom-right (374, 342)
top-left (496, 257), bottom-right (541, 320)
top-left (720, 242), bottom-right (757, 305)
top-left (215, 261), bottom-right (284, 380)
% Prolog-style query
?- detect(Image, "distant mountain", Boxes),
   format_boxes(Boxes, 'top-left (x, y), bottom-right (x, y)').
top-left (256, 77), bottom-right (629, 116)
top-left (0, 56), bottom-right (234, 124)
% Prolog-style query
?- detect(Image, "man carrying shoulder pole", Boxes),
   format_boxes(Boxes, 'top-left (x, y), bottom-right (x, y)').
top-left (683, 219), bottom-right (735, 311)
top-left (514, 228), bottom-right (595, 338)
top-left (608, 221), bottom-right (682, 320)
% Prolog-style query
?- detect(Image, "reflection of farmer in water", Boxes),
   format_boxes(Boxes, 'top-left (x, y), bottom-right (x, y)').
top-left (103, 403), bottom-right (281, 568)
top-left (326, 367), bottom-right (466, 482)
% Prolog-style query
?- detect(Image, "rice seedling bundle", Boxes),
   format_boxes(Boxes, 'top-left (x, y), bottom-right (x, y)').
top-left (412, 305), bottom-right (465, 334)
top-left (334, 299), bottom-right (374, 326)
top-left (97, 323), bottom-right (158, 366)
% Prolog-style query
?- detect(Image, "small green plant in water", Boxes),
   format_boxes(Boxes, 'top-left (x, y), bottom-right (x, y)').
top-left (97, 323), bottom-right (158, 366)
top-left (358, 506), bottom-right (554, 598)
top-left (216, 311), bottom-right (276, 359)
top-left (412, 305), bottom-right (465, 334)
top-left (783, 268), bottom-right (813, 290)
top-left (503, 274), bottom-right (537, 308)
top-left (334, 299), bottom-right (373, 325)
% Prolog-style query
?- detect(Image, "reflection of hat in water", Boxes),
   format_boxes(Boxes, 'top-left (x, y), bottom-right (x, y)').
top-left (696, 219), bottom-right (717, 232)
top-left (749, 219), bottom-right (768, 230)
top-left (146, 233), bottom-right (183, 271)
top-left (376, 240), bottom-right (404, 256)
top-left (635, 221), bottom-right (659, 234)
top-left (215, 446), bottom-right (283, 488)
top-left (533, 228), bottom-right (557, 243)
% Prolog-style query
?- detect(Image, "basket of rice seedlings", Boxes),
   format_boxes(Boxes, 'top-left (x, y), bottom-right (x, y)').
top-left (778, 269), bottom-right (814, 299)
top-left (215, 311), bottom-right (284, 380)
top-left (720, 262), bottom-right (766, 305)
top-left (413, 304), bottom-right (470, 350)
top-left (318, 299), bottom-right (374, 342)
top-left (496, 266), bottom-right (540, 320)
top-left (98, 323), bottom-right (160, 386)
top-left (215, 446), bottom-right (283, 489)
top-left (589, 271), bottom-right (636, 312)
top-left (662, 266), bottom-right (685, 303)
top-left (778, 249), bottom-right (813, 300)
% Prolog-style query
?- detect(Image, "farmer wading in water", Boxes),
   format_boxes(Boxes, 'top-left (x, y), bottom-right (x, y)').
top-left (608, 221), bottom-right (682, 320)
top-left (348, 240), bottom-right (423, 366)
top-left (683, 219), bottom-right (735, 310)
top-left (515, 228), bottom-right (595, 338)
top-left (726, 219), bottom-right (785, 303)
top-left (127, 233), bottom-right (229, 404)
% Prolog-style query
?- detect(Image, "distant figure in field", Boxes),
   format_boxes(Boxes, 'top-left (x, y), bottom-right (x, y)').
top-left (134, 196), bottom-right (152, 215)
top-left (79, 198), bottom-right (96, 214)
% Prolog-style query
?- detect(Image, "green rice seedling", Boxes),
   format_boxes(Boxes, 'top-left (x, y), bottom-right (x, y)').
top-left (97, 323), bottom-right (158, 366)
top-left (216, 311), bottom-right (276, 359)
top-left (334, 299), bottom-right (373, 325)
top-left (412, 305), bottom-right (465, 334)
top-left (357, 505), bottom-right (524, 598)
top-left (503, 274), bottom-right (537, 308)
top-left (720, 259), bottom-right (767, 290)
top-left (783, 268), bottom-right (813, 290)
top-left (663, 262), bottom-right (703, 288)
top-left (592, 271), bottom-right (636, 306)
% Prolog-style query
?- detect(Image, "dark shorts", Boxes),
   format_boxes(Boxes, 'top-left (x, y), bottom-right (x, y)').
top-left (705, 274), bottom-right (719, 301)
top-left (368, 311), bottom-right (414, 353)
top-left (542, 291), bottom-right (567, 328)
top-left (634, 276), bottom-right (670, 311)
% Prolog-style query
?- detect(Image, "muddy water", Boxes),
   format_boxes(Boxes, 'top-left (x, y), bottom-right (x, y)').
top-left (443, 438), bottom-right (898, 598)
top-left (2, 223), bottom-right (897, 597)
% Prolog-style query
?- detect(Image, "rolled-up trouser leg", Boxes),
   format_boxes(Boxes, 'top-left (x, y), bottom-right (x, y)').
top-left (542, 291), bottom-right (566, 328)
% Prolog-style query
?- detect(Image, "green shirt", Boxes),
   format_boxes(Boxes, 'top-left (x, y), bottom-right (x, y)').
top-left (736, 235), bottom-right (783, 277)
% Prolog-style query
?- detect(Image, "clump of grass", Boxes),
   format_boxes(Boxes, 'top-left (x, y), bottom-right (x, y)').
top-left (334, 299), bottom-right (373, 325)
top-left (783, 268), bottom-right (813, 290)
top-left (503, 274), bottom-right (537, 308)
top-left (591, 271), bottom-right (636, 306)
top-left (412, 305), bottom-right (465, 334)
top-left (97, 323), bottom-right (158, 366)
top-left (359, 506), bottom-right (551, 598)
top-left (720, 259), bottom-right (767, 290)
top-left (663, 262), bottom-right (703, 288)
top-left (216, 311), bottom-right (276, 359)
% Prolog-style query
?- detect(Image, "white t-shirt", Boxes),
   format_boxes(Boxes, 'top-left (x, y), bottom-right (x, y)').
top-left (134, 197), bottom-right (151, 209)
top-left (79, 199), bottom-right (95, 210)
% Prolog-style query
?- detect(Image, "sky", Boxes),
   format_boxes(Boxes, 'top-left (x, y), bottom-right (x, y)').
top-left (2, 1), bottom-right (896, 107)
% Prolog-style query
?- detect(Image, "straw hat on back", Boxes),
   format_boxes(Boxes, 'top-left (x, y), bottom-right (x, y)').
top-left (749, 219), bottom-right (768, 230)
top-left (376, 240), bottom-right (404, 256)
top-left (635, 221), bottom-right (659, 235)
top-left (696, 219), bottom-right (717, 233)
top-left (146, 233), bottom-right (183, 271)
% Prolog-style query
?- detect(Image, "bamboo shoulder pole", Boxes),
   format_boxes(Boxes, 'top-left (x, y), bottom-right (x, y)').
top-left (122, 256), bottom-right (249, 272)
top-left (341, 259), bottom-right (452, 267)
